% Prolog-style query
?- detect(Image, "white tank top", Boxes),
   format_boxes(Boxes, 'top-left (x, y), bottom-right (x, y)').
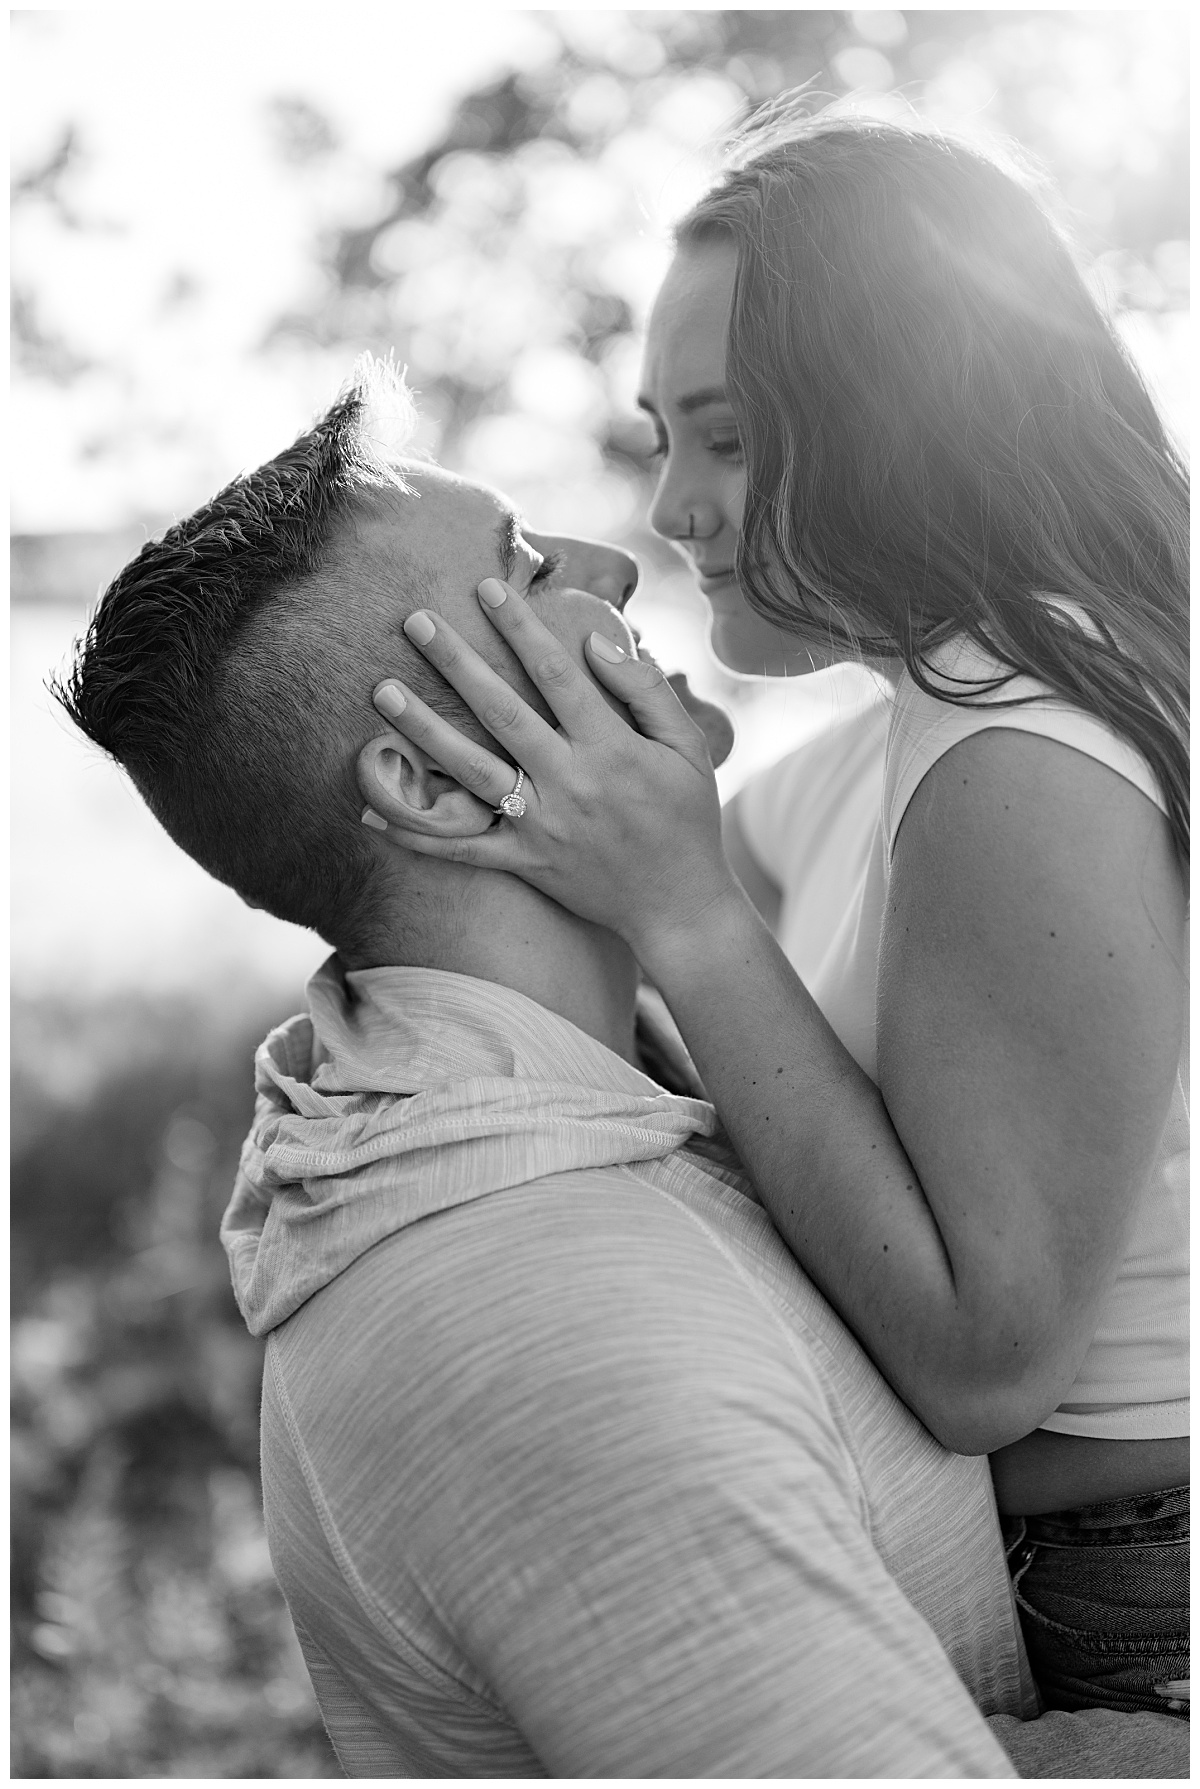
top-left (739, 647), bottom-right (1188, 1441)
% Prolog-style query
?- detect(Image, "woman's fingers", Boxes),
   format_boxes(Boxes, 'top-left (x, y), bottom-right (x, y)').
top-left (584, 636), bottom-right (713, 771)
top-left (371, 677), bottom-right (531, 811)
top-left (468, 578), bottom-right (621, 739)
top-left (398, 605), bottom-right (581, 766)
top-left (362, 813), bottom-right (525, 873)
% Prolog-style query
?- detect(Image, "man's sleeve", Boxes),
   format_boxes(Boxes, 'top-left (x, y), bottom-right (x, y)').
top-left (383, 1174), bottom-right (1016, 1778)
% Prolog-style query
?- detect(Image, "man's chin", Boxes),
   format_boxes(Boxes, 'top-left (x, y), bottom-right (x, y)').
top-left (666, 673), bottom-right (735, 768)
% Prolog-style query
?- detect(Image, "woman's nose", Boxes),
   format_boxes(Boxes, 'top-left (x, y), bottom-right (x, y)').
top-left (526, 533), bottom-right (640, 611)
top-left (648, 474), bottom-right (719, 546)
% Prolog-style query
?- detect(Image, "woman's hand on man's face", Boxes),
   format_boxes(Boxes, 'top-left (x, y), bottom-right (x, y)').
top-left (364, 577), bottom-right (739, 958)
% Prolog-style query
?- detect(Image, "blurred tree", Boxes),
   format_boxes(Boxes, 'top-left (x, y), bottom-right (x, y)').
top-left (11, 126), bottom-right (96, 383)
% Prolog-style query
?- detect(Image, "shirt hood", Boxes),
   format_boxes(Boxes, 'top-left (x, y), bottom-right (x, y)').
top-left (221, 957), bottom-right (718, 1335)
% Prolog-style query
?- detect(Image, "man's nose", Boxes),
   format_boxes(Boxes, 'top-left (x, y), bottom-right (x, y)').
top-left (526, 533), bottom-right (640, 611)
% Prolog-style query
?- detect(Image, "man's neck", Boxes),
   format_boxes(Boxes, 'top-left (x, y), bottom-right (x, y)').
top-left (345, 867), bottom-right (641, 1065)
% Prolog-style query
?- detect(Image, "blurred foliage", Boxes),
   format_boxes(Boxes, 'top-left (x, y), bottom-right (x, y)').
top-left (11, 996), bottom-right (339, 1778)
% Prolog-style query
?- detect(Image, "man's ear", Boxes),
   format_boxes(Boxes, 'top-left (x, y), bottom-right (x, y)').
top-left (356, 730), bottom-right (496, 840)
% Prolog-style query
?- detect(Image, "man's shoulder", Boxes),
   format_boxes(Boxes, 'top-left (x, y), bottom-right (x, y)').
top-left (259, 1166), bottom-right (1017, 1782)
top-left (262, 1162), bottom-right (869, 1664)
top-left (271, 1164), bottom-right (845, 1473)
top-left (283, 1164), bottom-right (791, 1350)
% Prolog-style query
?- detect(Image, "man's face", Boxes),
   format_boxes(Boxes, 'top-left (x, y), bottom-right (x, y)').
top-left (353, 463), bottom-right (734, 764)
top-left (359, 465), bottom-right (641, 734)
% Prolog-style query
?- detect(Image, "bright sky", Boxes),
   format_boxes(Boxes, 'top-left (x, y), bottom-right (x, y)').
top-left (11, 9), bottom-right (557, 527)
top-left (11, 9), bottom-right (546, 185)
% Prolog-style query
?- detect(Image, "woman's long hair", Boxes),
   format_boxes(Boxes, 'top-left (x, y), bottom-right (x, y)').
top-left (678, 115), bottom-right (1189, 863)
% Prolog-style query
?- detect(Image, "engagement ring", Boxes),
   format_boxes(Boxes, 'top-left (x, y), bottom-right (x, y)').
top-left (495, 768), bottom-right (527, 819)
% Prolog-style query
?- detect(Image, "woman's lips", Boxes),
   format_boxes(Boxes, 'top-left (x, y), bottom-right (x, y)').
top-left (697, 568), bottom-right (738, 595)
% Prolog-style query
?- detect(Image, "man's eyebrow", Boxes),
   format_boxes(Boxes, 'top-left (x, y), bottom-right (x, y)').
top-left (637, 386), bottom-right (729, 417)
top-left (496, 511), bottom-right (519, 580)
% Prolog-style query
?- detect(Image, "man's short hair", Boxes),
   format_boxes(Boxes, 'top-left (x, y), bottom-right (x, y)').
top-left (52, 358), bottom-right (462, 953)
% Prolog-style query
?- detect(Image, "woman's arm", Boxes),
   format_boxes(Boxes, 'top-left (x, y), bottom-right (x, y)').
top-left (645, 731), bottom-right (1184, 1452)
top-left (365, 586), bottom-right (1185, 1452)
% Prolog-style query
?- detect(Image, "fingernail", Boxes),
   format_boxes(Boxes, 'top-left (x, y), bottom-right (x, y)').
top-left (404, 612), bottom-right (436, 646)
top-left (374, 682), bottom-right (408, 719)
top-left (361, 807), bottom-right (389, 832)
top-left (479, 578), bottom-right (508, 608)
top-left (588, 631), bottom-right (627, 663)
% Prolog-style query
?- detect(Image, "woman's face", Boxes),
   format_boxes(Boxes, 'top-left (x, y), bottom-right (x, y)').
top-left (639, 240), bottom-right (835, 677)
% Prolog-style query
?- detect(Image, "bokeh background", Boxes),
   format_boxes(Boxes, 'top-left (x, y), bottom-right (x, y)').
top-left (11, 10), bottom-right (1190, 1776)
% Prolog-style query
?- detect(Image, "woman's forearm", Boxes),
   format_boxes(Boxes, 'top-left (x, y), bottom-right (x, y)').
top-left (638, 887), bottom-right (1063, 1453)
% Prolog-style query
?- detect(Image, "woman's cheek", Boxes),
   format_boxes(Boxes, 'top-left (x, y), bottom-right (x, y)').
top-left (724, 467), bottom-right (747, 533)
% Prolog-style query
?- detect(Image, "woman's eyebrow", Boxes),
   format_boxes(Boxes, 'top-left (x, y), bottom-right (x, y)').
top-left (677, 386), bottom-right (729, 415)
top-left (637, 387), bottom-right (729, 417)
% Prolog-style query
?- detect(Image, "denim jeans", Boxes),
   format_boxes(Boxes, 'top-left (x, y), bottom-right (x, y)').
top-left (1001, 1485), bottom-right (1189, 1718)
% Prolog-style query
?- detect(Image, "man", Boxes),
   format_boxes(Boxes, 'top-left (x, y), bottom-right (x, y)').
top-left (56, 361), bottom-right (1184, 1777)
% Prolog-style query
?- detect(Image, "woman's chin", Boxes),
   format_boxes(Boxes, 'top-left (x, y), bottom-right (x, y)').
top-left (706, 611), bottom-right (832, 679)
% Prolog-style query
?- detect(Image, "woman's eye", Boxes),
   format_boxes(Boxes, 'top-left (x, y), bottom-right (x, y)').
top-left (708, 432), bottom-right (744, 462)
top-left (529, 549), bottom-right (566, 588)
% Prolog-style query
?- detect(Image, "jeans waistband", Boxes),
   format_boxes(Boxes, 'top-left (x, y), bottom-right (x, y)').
top-left (1017, 1484), bottom-right (1189, 1549)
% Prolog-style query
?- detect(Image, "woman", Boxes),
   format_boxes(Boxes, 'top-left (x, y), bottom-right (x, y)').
top-left (361, 115), bottom-right (1189, 1716)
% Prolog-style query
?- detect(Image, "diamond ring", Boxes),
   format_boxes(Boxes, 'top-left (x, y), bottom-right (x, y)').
top-left (495, 768), bottom-right (527, 819)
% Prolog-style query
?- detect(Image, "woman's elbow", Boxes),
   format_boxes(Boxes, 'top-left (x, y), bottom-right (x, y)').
top-left (910, 1361), bottom-right (1067, 1458)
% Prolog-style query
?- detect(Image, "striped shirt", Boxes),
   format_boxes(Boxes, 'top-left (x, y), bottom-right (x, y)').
top-left (223, 958), bottom-right (1030, 1776)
